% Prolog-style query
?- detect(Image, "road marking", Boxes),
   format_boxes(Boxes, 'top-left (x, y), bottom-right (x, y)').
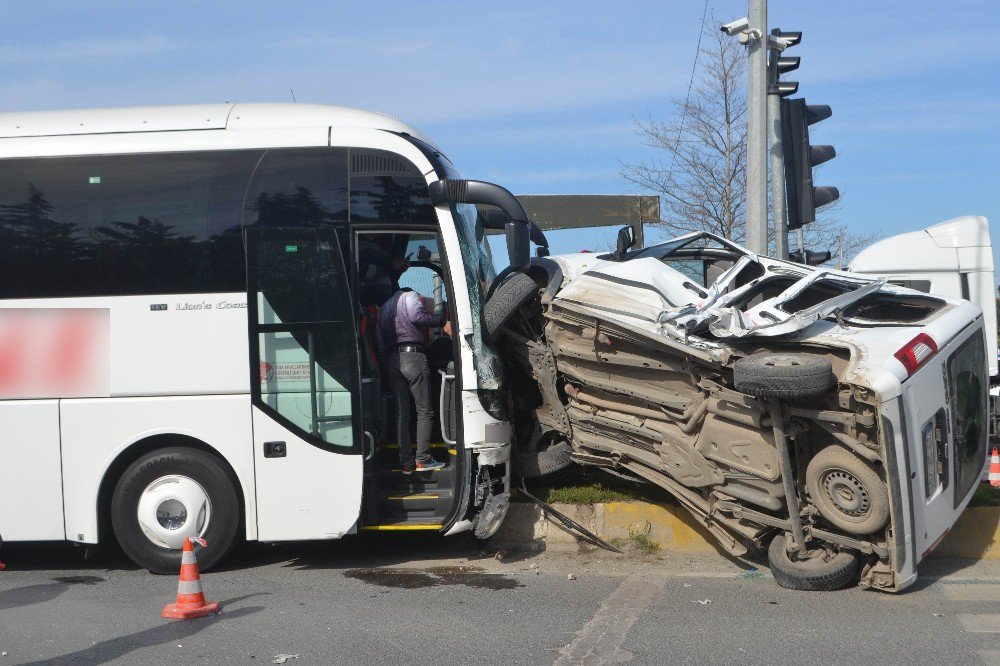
top-left (959, 614), bottom-right (1000, 633)
top-left (979, 650), bottom-right (1000, 665)
top-left (555, 573), bottom-right (667, 665)
top-left (944, 584), bottom-right (1000, 601)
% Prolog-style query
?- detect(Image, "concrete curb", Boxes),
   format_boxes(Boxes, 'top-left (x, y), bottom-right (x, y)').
top-left (491, 500), bottom-right (1000, 560)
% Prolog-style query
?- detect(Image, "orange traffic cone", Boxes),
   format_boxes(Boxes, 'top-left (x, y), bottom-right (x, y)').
top-left (989, 447), bottom-right (1000, 488)
top-left (162, 537), bottom-right (218, 619)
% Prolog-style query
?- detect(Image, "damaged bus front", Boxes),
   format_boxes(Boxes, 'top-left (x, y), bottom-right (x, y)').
top-left (488, 232), bottom-right (988, 592)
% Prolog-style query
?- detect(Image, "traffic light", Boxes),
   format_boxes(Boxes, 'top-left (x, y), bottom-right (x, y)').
top-left (767, 29), bottom-right (801, 97)
top-left (781, 97), bottom-right (840, 230)
top-left (788, 249), bottom-right (832, 266)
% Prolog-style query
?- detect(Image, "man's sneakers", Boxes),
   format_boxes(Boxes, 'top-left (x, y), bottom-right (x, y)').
top-left (400, 459), bottom-right (446, 474)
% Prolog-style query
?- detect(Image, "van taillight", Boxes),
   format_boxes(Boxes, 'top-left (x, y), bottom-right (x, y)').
top-left (894, 333), bottom-right (938, 376)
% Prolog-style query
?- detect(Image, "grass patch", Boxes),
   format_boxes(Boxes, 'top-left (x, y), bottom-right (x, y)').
top-left (518, 467), bottom-right (671, 505)
top-left (971, 483), bottom-right (1000, 507)
top-left (628, 521), bottom-right (661, 554)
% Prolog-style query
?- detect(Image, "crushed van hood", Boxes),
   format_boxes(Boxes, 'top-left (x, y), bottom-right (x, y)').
top-left (550, 232), bottom-right (894, 342)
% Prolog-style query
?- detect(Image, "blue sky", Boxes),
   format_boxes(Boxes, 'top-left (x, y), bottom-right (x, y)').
top-left (3, 1), bottom-right (998, 277)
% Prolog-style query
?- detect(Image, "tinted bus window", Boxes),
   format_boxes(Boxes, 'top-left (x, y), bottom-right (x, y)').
top-left (244, 148), bottom-right (349, 228)
top-left (349, 149), bottom-right (435, 225)
top-left (0, 150), bottom-right (263, 298)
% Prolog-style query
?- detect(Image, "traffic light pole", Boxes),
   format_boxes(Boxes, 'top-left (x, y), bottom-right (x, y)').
top-left (745, 0), bottom-right (768, 255)
top-left (768, 55), bottom-right (788, 260)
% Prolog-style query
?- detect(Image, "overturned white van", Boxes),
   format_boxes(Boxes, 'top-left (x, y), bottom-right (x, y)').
top-left (490, 228), bottom-right (990, 592)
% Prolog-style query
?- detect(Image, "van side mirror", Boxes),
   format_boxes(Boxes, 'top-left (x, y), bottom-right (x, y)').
top-left (613, 225), bottom-right (636, 261)
top-left (506, 221), bottom-right (531, 272)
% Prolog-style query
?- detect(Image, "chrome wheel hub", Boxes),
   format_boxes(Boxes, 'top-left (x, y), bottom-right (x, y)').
top-left (136, 475), bottom-right (211, 549)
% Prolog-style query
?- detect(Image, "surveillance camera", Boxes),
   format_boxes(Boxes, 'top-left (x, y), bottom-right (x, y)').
top-left (720, 17), bottom-right (750, 36)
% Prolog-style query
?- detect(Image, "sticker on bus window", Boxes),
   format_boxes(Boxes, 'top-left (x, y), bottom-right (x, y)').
top-left (88, 176), bottom-right (101, 184)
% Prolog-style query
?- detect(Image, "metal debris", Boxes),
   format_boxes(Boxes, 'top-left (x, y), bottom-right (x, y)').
top-left (273, 655), bottom-right (299, 664)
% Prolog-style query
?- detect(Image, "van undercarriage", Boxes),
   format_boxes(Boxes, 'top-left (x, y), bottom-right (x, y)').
top-left (486, 233), bottom-right (976, 592)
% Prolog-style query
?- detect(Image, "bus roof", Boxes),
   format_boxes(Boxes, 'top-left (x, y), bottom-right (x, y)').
top-left (0, 102), bottom-right (433, 144)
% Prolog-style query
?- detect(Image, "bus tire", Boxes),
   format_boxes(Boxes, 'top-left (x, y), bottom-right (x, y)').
top-left (110, 446), bottom-right (240, 574)
top-left (483, 272), bottom-right (540, 342)
top-left (767, 533), bottom-right (860, 592)
top-left (733, 353), bottom-right (835, 399)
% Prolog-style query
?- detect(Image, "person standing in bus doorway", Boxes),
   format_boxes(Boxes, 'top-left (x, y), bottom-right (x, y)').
top-left (377, 283), bottom-right (452, 474)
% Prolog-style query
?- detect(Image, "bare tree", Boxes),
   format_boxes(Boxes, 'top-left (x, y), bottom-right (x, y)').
top-left (622, 15), bottom-right (878, 263)
top-left (624, 20), bottom-right (747, 242)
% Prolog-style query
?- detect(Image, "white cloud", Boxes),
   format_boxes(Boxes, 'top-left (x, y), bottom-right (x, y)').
top-left (0, 35), bottom-right (182, 64)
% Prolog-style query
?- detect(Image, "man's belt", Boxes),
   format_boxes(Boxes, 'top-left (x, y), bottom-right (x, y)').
top-left (394, 344), bottom-right (425, 353)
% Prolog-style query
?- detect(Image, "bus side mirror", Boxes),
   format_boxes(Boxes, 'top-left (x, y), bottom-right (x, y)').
top-left (506, 221), bottom-right (531, 272)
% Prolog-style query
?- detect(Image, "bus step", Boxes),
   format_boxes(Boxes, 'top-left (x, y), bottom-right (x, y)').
top-left (380, 490), bottom-right (453, 513)
top-left (360, 521), bottom-right (442, 532)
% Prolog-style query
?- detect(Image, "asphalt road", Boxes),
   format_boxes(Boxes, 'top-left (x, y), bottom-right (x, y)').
top-left (1, 535), bottom-right (999, 665)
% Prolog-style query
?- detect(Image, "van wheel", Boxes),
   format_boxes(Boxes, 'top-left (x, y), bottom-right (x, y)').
top-left (111, 447), bottom-right (240, 574)
top-left (516, 436), bottom-right (574, 479)
top-left (733, 353), bottom-right (835, 399)
top-left (483, 272), bottom-right (540, 342)
top-left (767, 534), bottom-right (859, 591)
top-left (806, 445), bottom-right (890, 535)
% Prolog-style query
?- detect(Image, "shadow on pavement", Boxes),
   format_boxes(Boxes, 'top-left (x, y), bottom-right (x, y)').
top-left (0, 542), bottom-right (137, 572)
top-left (0, 582), bottom-right (70, 612)
top-left (21, 598), bottom-right (264, 666)
top-left (0, 574), bottom-right (105, 611)
top-left (216, 533), bottom-right (498, 573)
top-left (1, 534), bottom-right (505, 574)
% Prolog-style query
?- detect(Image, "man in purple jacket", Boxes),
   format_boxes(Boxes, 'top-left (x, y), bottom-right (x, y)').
top-left (377, 287), bottom-right (452, 474)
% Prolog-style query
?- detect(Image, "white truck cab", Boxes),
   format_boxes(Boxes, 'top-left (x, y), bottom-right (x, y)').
top-left (849, 215), bottom-right (998, 434)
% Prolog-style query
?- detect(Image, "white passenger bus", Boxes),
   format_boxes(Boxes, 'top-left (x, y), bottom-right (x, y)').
top-left (0, 103), bottom-right (530, 572)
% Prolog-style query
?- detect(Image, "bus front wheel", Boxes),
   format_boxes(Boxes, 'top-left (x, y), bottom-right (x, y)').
top-left (110, 446), bottom-right (240, 574)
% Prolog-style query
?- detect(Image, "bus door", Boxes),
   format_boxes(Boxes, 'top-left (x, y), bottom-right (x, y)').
top-left (246, 227), bottom-right (365, 541)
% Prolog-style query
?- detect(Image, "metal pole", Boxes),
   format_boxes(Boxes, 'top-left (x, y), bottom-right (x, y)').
top-left (745, 0), bottom-right (768, 256)
top-left (796, 227), bottom-right (804, 255)
top-left (768, 91), bottom-right (787, 259)
top-left (767, 33), bottom-right (788, 260)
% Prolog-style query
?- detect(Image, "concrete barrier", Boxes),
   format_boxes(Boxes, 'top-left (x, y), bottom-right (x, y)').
top-left (491, 499), bottom-right (1000, 560)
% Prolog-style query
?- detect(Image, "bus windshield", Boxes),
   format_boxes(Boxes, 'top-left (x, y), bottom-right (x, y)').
top-left (451, 201), bottom-right (503, 389)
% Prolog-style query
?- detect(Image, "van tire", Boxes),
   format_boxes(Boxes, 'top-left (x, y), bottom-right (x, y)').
top-left (806, 445), bottom-right (890, 535)
top-left (110, 447), bottom-right (240, 574)
top-left (733, 353), bottom-right (835, 399)
top-left (483, 272), bottom-right (540, 342)
top-left (767, 534), bottom-right (859, 591)
top-left (517, 438), bottom-right (574, 479)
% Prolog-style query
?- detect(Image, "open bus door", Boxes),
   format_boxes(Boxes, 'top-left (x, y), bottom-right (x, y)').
top-left (246, 227), bottom-right (365, 541)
